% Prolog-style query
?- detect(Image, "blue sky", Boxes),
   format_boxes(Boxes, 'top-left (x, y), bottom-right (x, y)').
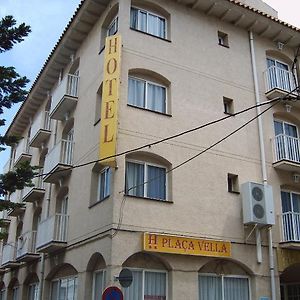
top-left (0, 0), bottom-right (299, 171)
top-left (0, 0), bottom-right (82, 169)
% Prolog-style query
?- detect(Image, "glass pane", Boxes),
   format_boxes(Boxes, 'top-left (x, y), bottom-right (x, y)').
top-left (144, 272), bottom-right (166, 300)
top-left (199, 275), bottom-right (222, 300)
top-left (130, 8), bottom-right (138, 29)
top-left (99, 168), bottom-right (110, 201)
top-left (267, 58), bottom-right (275, 68)
top-left (224, 277), bottom-right (249, 300)
top-left (59, 279), bottom-right (67, 300)
top-left (292, 193), bottom-right (300, 213)
top-left (147, 165), bottom-right (166, 200)
top-left (93, 271), bottom-right (104, 300)
top-left (138, 11), bottom-right (147, 32)
top-left (67, 278), bottom-right (75, 300)
top-left (126, 162), bottom-right (144, 197)
top-left (51, 281), bottom-right (59, 300)
top-left (147, 14), bottom-right (165, 38)
top-left (147, 83), bottom-right (166, 113)
top-left (274, 121), bottom-right (283, 136)
top-left (128, 78), bottom-right (146, 108)
top-left (284, 123), bottom-right (298, 138)
top-left (122, 270), bottom-right (143, 300)
top-left (281, 191), bottom-right (292, 213)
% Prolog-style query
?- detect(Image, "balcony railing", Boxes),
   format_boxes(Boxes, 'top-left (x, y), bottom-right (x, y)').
top-left (264, 66), bottom-right (296, 94)
top-left (16, 231), bottom-right (38, 260)
top-left (273, 134), bottom-right (300, 164)
top-left (14, 138), bottom-right (31, 166)
top-left (1, 244), bottom-right (16, 266)
top-left (43, 139), bottom-right (74, 182)
top-left (22, 170), bottom-right (45, 202)
top-left (30, 111), bottom-right (51, 147)
top-left (50, 74), bottom-right (79, 120)
top-left (280, 212), bottom-right (300, 242)
top-left (36, 214), bottom-right (68, 251)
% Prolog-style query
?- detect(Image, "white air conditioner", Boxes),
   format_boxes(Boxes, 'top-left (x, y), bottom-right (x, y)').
top-left (241, 182), bottom-right (275, 226)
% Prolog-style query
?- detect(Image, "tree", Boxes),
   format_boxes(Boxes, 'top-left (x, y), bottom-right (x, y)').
top-left (0, 15), bottom-right (35, 237)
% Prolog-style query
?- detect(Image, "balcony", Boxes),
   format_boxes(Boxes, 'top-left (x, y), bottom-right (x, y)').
top-left (50, 74), bottom-right (79, 121)
top-left (7, 190), bottom-right (25, 217)
top-left (279, 212), bottom-right (300, 249)
top-left (264, 66), bottom-right (297, 100)
top-left (16, 231), bottom-right (39, 262)
top-left (29, 111), bottom-right (51, 148)
top-left (43, 139), bottom-right (74, 183)
top-left (1, 244), bottom-right (20, 268)
top-left (22, 170), bottom-right (45, 203)
top-left (13, 138), bottom-right (32, 167)
top-left (36, 213), bottom-right (68, 253)
top-left (272, 134), bottom-right (300, 172)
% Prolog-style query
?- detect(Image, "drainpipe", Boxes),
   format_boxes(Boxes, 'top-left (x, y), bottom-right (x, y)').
top-left (249, 31), bottom-right (276, 300)
top-left (38, 253), bottom-right (45, 300)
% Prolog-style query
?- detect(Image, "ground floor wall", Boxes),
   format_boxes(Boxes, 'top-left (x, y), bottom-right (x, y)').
top-left (0, 230), bottom-right (295, 300)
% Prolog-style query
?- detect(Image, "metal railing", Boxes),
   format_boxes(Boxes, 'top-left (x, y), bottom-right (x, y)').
top-left (36, 214), bottom-right (69, 249)
top-left (50, 74), bottom-right (79, 114)
top-left (22, 169), bottom-right (45, 199)
top-left (279, 212), bottom-right (300, 242)
top-left (16, 231), bottom-right (37, 259)
top-left (1, 244), bottom-right (16, 265)
top-left (14, 138), bottom-right (31, 164)
top-left (44, 139), bottom-right (74, 175)
top-left (272, 134), bottom-right (300, 163)
top-left (264, 65), bottom-right (296, 93)
top-left (30, 111), bottom-right (51, 141)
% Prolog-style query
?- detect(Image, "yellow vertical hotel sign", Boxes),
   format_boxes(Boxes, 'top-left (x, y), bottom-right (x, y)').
top-left (99, 35), bottom-right (122, 167)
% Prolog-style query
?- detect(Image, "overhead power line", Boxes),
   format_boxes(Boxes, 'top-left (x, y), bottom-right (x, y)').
top-left (35, 97), bottom-right (282, 179)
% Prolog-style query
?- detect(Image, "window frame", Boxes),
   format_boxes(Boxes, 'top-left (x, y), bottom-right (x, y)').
top-left (50, 276), bottom-right (78, 300)
top-left (128, 76), bottom-right (168, 114)
top-left (124, 268), bottom-right (168, 300)
top-left (198, 273), bottom-right (251, 300)
top-left (273, 119), bottom-right (299, 138)
top-left (217, 31), bottom-right (229, 48)
top-left (97, 167), bottom-right (111, 202)
top-left (281, 190), bottom-right (300, 213)
top-left (28, 283), bottom-right (39, 300)
top-left (267, 57), bottom-right (290, 71)
top-left (107, 16), bottom-right (118, 37)
top-left (92, 270), bottom-right (106, 300)
top-left (125, 159), bottom-right (168, 201)
top-left (130, 6), bottom-right (167, 39)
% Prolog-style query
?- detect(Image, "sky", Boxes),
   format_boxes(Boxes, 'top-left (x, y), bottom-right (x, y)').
top-left (0, 0), bottom-right (299, 171)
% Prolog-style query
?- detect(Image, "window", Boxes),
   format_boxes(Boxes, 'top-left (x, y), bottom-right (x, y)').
top-left (98, 168), bottom-right (111, 201)
top-left (123, 269), bottom-right (167, 300)
top-left (273, 120), bottom-right (299, 162)
top-left (125, 161), bottom-right (166, 200)
top-left (218, 31), bottom-right (229, 47)
top-left (130, 7), bottom-right (166, 39)
top-left (107, 16), bottom-right (118, 36)
top-left (28, 283), bottom-right (39, 300)
top-left (281, 191), bottom-right (300, 241)
top-left (227, 173), bottom-right (239, 193)
top-left (128, 77), bottom-right (167, 114)
top-left (93, 270), bottom-right (106, 300)
top-left (0, 289), bottom-right (5, 300)
top-left (51, 277), bottom-right (78, 300)
top-left (223, 97), bottom-right (234, 115)
top-left (199, 274), bottom-right (249, 300)
top-left (12, 286), bottom-right (19, 300)
top-left (94, 84), bottom-right (102, 124)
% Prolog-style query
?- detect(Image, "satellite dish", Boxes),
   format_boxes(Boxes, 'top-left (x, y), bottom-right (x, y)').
top-left (117, 268), bottom-right (133, 288)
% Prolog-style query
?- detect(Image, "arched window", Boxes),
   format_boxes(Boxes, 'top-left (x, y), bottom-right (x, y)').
top-left (128, 69), bottom-right (170, 114)
top-left (122, 252), bottom-right (169, 300)
top-left (199, 260), bottom-right (251, 300)
top-left (125, 152), bottom-right (171, 201)
top-left (130, 1), bottom-right (170, 39)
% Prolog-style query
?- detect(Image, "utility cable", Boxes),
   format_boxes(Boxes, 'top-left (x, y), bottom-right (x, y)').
top-left (34, 98), bottom-right (280, 179)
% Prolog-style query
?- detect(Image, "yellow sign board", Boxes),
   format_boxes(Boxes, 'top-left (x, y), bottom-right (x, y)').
top-left (99, 35), bottom-right (122, 167)
top-left (143, 233), bottom-right (231, 258)
top-left (277, 248), bottom-right (300, 272)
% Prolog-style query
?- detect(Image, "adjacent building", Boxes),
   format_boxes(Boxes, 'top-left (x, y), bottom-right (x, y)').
top-left (1, 0), bottom-right (300, 299)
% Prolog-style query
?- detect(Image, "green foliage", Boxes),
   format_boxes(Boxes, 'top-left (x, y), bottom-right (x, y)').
top-left (0, 16), bottom-right (32, 217)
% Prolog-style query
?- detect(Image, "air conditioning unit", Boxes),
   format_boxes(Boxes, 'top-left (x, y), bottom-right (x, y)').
top-left (241, 182), bottom-right (275, 226)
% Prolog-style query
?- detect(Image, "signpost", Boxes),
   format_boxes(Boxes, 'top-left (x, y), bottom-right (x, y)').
top-left (102, 286), bottom-right (123, 300)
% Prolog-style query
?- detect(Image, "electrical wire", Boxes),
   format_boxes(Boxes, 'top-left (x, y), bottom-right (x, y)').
top-left (34, 98), bottom-right (280, 179)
